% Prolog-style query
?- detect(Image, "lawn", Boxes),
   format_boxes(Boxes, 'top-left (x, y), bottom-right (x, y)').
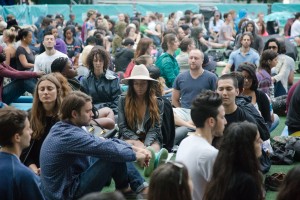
top-left (104, 64), bottom-right (300, 200)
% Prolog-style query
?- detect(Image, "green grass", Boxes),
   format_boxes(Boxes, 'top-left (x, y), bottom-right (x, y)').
top-left (104, 65), bottom-right (300, 199)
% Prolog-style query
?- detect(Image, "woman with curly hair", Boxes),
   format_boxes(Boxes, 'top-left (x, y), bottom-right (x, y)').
top-left (51, 57), bottom-right (115, 129)
top-left (80, 46), bottom-right (121, 115)
top-left (21, 74), bottom-right (67, 175)
top-left (123, 37), bottom-right (154, 78)
top-left (119, 64), bottom-right (168, 177)
top-left (203, 121), bottom-right (263, 200)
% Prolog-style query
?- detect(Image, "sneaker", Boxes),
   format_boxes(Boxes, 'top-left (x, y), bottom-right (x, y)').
top-left (154, 148), bottom-right (168, 168)
top-left (143, 147), bottom-right (155, 177)
top-left (265, 172), bottom-right (286, 191)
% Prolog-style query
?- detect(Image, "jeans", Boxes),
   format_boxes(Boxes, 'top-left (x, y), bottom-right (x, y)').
top-left (174, 126), bottom-right (195, 145)
top-left (2, 78), bottom-right (37, 104)
top-left (74, 159), bottom-right (146, 199)
top-left (126, 162), bottom-right (148, 193)
top-left (270, 113), bottom-right (280, 132)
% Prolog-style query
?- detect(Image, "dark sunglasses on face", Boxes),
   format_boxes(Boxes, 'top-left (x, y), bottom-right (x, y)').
top-left (268, 46), bottom-right (278, 49)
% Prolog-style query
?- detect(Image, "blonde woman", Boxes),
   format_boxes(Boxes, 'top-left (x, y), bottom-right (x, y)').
top-left (3, 27), bottom-right (17, 68)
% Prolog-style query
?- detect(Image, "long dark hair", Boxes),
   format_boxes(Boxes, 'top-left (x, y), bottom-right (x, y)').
top-left (237, 62), bottom-right (259, 91)
top-left (259, 49), bottom-right (278, 75)
top-left (277, 166), bottom-right (300, 200)
top-left (148, 162), bottom-right (192, 200)
top-left (204, 121), bottom-right (263, 200)
top-left (125, 79), bottom-right (159, 129)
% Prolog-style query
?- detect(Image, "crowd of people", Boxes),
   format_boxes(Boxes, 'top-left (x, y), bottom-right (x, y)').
top-left (0, 7), bottom-right (300, 200)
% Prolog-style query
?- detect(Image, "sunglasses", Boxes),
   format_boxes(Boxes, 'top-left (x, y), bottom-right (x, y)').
top-left (268, 46), bottom-right (278, 49)
top-left (167, 161), bottom-right (184, 185)
top-left (243, 76), bottom-right (253, 81)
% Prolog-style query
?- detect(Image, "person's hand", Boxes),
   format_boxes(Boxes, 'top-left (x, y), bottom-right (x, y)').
top-left (36, 71), bottom-right (46, 77)
top-left (29, 164), bottom-right (41, 176)
top-left (132, 146), bottom-right (152, 167)
top-left (187, 121), bottom-right (196, 130)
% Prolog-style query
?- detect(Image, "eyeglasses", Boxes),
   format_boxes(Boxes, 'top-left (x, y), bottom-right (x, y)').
top-left (268, 46), bottom-right (278, 49)
top-left (243, 76), bottom-right (253, 81)
top-left (166, 161), bottom-right (184, 185)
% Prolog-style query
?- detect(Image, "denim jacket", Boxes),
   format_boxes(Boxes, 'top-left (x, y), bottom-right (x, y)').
top-left (80, 70), bottom-right (122, 114)
top-left (118, 95), bottom-right (164, 146)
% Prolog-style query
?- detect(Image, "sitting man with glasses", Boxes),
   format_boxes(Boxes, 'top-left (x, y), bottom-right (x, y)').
top-left (222, 32), bottom-right (260, 75)
top-left (176, 90), bottom-right (227, 200)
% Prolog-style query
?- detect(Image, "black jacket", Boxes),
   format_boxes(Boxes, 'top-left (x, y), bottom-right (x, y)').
top-left (118, 95), bottom-right (164, 147)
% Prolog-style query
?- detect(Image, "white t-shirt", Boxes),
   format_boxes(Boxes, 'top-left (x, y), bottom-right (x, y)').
top-left (176, 135), bottom-right (218, 200)
top-left (34, 50), bottom-right (68, 74)
top-left (291, 19), bottom-right (300, 37)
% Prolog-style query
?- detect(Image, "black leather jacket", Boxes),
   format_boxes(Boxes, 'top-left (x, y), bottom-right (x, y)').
top-left (80, 70), bottom-right (121, 114)
top-left (118, 95), bottom-right (164, 146)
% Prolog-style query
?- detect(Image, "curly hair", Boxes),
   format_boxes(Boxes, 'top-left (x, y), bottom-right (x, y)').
top-left (86, 46), bottom-right (110, 76)
top-left (51, 57), bottom-right (69, 73)
top-left (135, 38), bottom-right (153, 59)
top-left (263, 38), bottom-right (281, 52)
top-left (31, 74), bottom-right (62, 140)
top-left (204, 121), bottom-right (263, 200)
top-left (125, 80), bottom-right (160, 129)
top-left (259, 49), bottom-right (278, 75)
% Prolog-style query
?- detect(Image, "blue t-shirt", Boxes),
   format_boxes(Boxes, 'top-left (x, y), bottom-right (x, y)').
top-left (173, 70), bottom-right (218, 108)
top-left (228, 48), bottom-right (260, 70)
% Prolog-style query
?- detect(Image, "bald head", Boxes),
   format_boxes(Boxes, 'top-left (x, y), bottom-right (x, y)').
top-left (188, 49), bottom-right (204, 70)
top-left (190, 49), bottom-right (204, 59)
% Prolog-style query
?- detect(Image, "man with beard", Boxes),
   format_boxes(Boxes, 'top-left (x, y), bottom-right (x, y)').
top-left (222, 32), bottom-right (259, 74)
top-left (40, 91), bottom-right (150, 200)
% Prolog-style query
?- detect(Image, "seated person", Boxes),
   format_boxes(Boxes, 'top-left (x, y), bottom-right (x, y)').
top-left (286, 83), bottom-right (300, 135)
top-left (51, 57), bottom-right (115, 130)
top-left (80, 46), bottom-right (121, 115)
top-left (114, 38), bottom-right (135, 73)
top-left (0, 46), bottom-right (44, 104)
top-left (119, 64), bottom-right (168, 177)
top-left (236, 63), bottom-right (279, 132)
top-left (172, 49), bottom-right (217, 144)
top-left (39, 91), bottom-right (150, 200)
top-left (0, 107), bottom-right (45, 200)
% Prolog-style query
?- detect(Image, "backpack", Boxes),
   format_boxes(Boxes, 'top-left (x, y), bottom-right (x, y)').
top-left (206, 49), bottom-right (225, 62)
top-left (161, 98), bottom-right (175, 152)
top-left (236, 96), bottom-right (270, 141)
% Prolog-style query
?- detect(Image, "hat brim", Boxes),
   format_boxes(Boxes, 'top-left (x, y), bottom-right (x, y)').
top-left (122, 75), bottom-right (158, 85)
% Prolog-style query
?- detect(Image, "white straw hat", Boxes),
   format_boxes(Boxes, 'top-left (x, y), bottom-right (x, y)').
top-left (122, 64), bottom-right (157, 84)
